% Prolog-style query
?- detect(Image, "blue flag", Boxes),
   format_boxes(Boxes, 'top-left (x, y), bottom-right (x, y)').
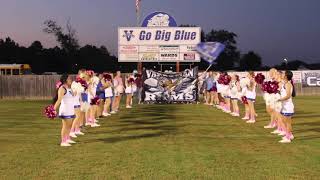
top-left (196, 42), bottom-right (226, 64)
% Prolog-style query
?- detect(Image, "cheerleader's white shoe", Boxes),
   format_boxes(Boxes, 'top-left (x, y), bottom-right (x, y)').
top-left (264, 124), bottom-right (274, 129)
top-left (91, 123), bottom-right (101, 127)
top-left (279, 137), bottom-right (291, 143)
top-left (75, 131), bottom-right (84, 135)
top-left (289, 134), bottom-right (295, 140)
top-left (102, 112), bottom-right (111, 117)
top-left (110, 111), bottom-right (117, 114)
top-left (278, 131), bottom-right (286, 136)
top-left (242, 117), bottom-right (249, 120)
top-left (126, 106), bottom-right (132, 109)
top-left (233, 113), bottom-right (240, 117)
top-left (271, 130), bottom-right (281, 134)
top-left (67, 139), bottom-right (76, 144)
top-left (69, 132), bottom-right (77, 138)
top-left (246, 120), bottom-right (256, 123)
top-left (60, 142), bottom-right (71, 147)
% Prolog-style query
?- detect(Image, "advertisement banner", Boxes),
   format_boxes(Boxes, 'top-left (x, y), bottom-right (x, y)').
top-left (301, 71), bottom-right (320, 87)
top-left (118, 27), bottom-right (201, 62)
top-left (142, 67), bottom-right (198, 103)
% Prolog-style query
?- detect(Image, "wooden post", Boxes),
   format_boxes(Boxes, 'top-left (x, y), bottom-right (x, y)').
top-left (138, 62), bottom-right (143, 74)
top-left (176, 62), bottom-right (180, 72)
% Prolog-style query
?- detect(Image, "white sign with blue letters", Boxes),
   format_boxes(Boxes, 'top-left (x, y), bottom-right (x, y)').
top-left (118, 27), bottom-right (201, 62)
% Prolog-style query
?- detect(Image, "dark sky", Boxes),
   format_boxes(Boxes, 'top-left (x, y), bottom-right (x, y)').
top-left (1, 0), bottom-right (320, 65)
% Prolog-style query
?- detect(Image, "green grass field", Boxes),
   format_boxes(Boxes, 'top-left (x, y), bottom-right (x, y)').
top-left (0, 97), bottom-right (320, 179)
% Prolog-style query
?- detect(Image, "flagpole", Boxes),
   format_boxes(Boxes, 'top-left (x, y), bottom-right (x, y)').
top-left (136, 0), bottom-right (142, 74)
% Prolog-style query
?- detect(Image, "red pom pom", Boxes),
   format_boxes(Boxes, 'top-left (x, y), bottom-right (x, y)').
top-left (76, 78), bottom-right (88, 90)
top-left (223, 75), bottom-right (231, 85)
top-left (255, 73), bottom-right (265, 85)
top-left (103, 73), bottom-right (112, 81)
top-left (241, 96), bottom-right (248, 104)
top-left (128, 78), bottom-right (135, 83)
top-left (90, 96), bottom-right (100, 105)
top-left (44, 105), bottom-right (57, 119)
top-left (262, 81), bottom-right (279, 94)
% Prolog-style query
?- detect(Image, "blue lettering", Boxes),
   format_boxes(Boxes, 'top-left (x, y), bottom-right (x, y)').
top-left (156, 30), bottom-right (171, 41)
top-left (139, 31), bottom-right (152, 40)
top-left (175, 30), bottom-right (197, 40)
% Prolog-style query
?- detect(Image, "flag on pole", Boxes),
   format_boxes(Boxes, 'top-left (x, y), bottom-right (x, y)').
top-left (196, 42), bottom-right (226, 64)
top-left (136, 0), bottom-right (141, 12)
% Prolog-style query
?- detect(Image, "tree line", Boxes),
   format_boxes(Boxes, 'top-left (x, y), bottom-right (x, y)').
top-left (0, 21), bottom-right (318, 74)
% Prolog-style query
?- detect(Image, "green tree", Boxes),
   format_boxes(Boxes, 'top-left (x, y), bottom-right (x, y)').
top-left (239, 51), bottom-right (262, 70)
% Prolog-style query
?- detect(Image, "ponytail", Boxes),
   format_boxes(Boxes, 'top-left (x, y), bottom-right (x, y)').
top-left (285, 70), bottom-right (296, 98)
top-left (291, 80), bottom-right (296, 97)
top-left (53, 74), bottom-right (69, 104)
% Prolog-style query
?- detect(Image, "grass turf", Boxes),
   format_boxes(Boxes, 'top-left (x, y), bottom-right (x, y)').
top-left (0, 96), bottom-right (319, 179)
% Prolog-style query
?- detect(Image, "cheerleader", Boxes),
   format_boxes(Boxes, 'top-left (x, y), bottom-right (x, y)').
top-left (53, 74), bottom-right (76, 147)
top-left (216, 72), bottom-right (224, 109)
top-left (86, 71), bottom-right (100, 127)
top-left (264, 68), bottom-right (277, 129)
top-left (205, 72), bottom-right (215, 105)
top-left (79, 70), bottom-right (91, 128)
top-left (278, 70), bottom-right (295, 143)
top-left (240, 77), bottom-right (250, 120)
top-left (222, 73), bottom-right (231, 113)
top-left (103, 73), bottom-right (113, 116)
top-left (69, 76), bottom-right (85, 138)
top-left (212, 72), bottom-right (219, 106)
top-left (246, 71), bottom-right (257, 123)
top-left (111, 71), bottom-right (124, 113)
top-left (230, 75), bottom-right (240, 117)
top-left (96, 73), bottom-right (105, 119)
top-left (125, 76), bottom-right (135, 108)
top-left (271, 71), bottom-right (286, 135)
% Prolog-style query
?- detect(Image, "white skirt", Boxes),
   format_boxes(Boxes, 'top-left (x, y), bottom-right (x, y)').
top-left (125, 86), bottom-right (133, 94)
top-left (246, 90), bottom-right (256, 101)
top-left (59, 103), bottom-right (75, 119)
top-left (105, 87), bottom-right (113, 98)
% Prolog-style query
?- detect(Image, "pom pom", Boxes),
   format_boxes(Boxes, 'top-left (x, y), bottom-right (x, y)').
top-left (103, 73), bottom-right (112, 81)
top-left (44, 105), bottom-right (57, 119)
top-left (241, 96), bottom-right (248, 104)
top-left (90, 96), bottom-right (100, 105)
top-left (255, 73), bottom-right (265, 85)
top-left (76, 78), bottom-right (88, 90)
top-left (218, 74), bottom-right (231, 85)
top-left (71, 82), bottom-right (84, 94)
top-left (262, 81), bottom-right (279, 94)
top-left (128, 78), bottom-right (135, 83)
top-left (55, 81), bottom-right (62, 89)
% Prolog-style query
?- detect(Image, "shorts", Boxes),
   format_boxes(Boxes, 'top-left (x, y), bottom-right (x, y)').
top-left (281, 112), bottom-right (294, 117)
top-left (74, 105), bottom-right (80, 109)
top-left (247, 98), bottom-right (255, 102)
top-left (81, 93), bottom-right (88, 103)
top-left (98, 93), bottom-right (105, 100)
top-left (59, 115), bottom-right (75, 119)
top-left (208, 86), bottom-right (217, 92)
